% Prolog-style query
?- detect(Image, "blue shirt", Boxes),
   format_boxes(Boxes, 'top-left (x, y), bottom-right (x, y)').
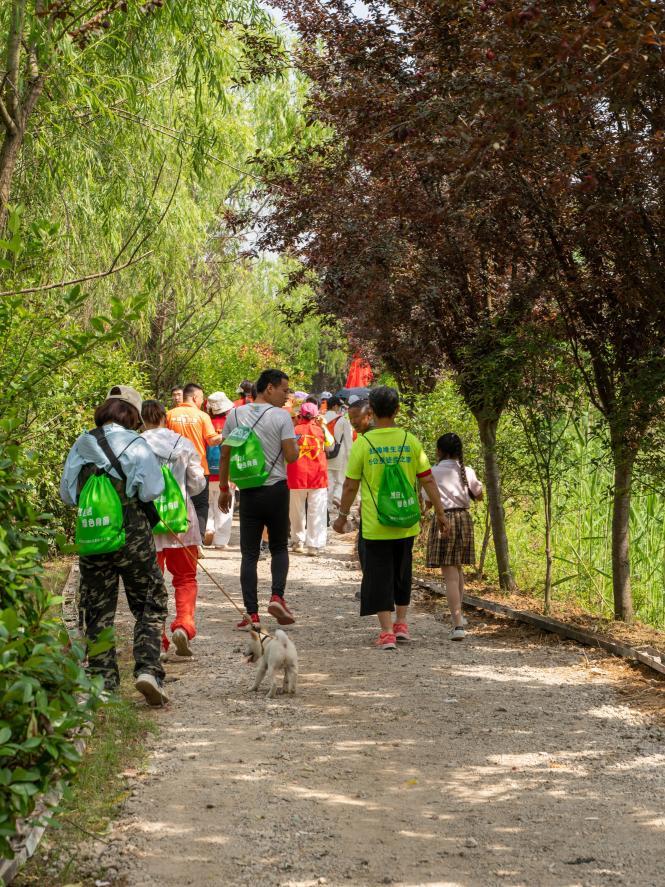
top-left (60, 422), bottom-right (165, 506)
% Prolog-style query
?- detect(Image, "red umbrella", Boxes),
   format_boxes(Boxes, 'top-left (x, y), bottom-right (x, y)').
top-left (345, 354), bottom-right (373, 388)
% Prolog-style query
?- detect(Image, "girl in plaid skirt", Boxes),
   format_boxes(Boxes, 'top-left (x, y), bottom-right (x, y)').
top-left (422, 434), bottom-right (483, 640)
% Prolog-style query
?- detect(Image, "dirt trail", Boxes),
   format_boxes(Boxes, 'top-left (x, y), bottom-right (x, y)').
top-left (102, 526), bottom-right (664, 887)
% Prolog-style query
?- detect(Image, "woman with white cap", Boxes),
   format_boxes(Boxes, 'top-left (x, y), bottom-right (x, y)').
top-left (205, 391), bottom-right (236, 549)
top-left (60, 386), bottom-right (170, 706)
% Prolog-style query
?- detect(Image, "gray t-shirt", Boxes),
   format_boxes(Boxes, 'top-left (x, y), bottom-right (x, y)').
top-left (222, 403), bottom-right (296, 485)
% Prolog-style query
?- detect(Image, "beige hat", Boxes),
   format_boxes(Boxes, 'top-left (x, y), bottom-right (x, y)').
top-left (207, 391), bottom-right (234, 415)
top-left (107, 385), bottom-right (142, 415)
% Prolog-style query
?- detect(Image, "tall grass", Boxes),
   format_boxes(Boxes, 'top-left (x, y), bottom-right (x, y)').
top-left (502, 411), bottom-right (665, 626)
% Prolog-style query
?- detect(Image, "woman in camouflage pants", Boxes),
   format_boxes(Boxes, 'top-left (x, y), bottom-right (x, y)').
top-left (60, 386), bottom-right (170, 706)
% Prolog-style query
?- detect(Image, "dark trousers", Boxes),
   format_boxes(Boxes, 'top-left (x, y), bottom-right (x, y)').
top-left (239, 480), bottom-right (290, 614)
top-left (191, 476), bottom-right (209, 538)
top-left (360, 536), bottom-right (414, 617)
top-left (79, 517), bottom-right (167, 690)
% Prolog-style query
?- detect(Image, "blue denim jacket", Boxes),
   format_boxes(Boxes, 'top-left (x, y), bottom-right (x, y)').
top-left (60, 422), bottom-right (165, 506)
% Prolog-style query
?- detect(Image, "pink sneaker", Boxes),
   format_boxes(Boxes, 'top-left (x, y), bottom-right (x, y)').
top-left (375, 631), bottom-right (397, 651)
top-left (267, 595), bottom-right (295, 625)
top-left (393, 622), bottom-right (412, 643)
top-left (236, 613), bottom-right (261, 631)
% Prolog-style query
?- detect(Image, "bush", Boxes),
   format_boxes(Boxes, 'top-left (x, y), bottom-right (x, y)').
top-left (0, 446), bottom-right (103, 860)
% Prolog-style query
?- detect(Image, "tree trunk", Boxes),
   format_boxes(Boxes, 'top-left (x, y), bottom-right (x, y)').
top-left (474, 507), bottom-right (491, 580)
top-left (475, 414), bottom-right (515, 590)
top-left (544, 477), bottom-right (552, 614)
top-left (0, 129), bottom-right (23, 233)
top-left (611, 448), bottom-right (634, 622)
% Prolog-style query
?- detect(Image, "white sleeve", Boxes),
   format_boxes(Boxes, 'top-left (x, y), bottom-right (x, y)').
top-left (185, 446), bottom-right (207, 497)
top-left (466, 466), bottom-right (483, 499)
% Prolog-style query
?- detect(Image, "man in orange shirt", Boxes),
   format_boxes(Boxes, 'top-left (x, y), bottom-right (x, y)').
top-left (167, 382), bottom-right (223, 537)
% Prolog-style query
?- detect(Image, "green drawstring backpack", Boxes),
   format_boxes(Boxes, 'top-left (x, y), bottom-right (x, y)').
top-left (153, 438), bottom-right (189, 535)
top-left (75, 428), bottom-right (133, 556)
top-left (75, 473), bottom-right (125, 555)
top-left (364, 432), bottom-right (422, 529)
top-left (226, 407), bottom-right (279, 489)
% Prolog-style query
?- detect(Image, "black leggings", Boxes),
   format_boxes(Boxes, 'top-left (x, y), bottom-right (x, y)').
top-left (191, 476), bottom-right (209, 538)
top-left (239, 481), bottom-right (290, 614)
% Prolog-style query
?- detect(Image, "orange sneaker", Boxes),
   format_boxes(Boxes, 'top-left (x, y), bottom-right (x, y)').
top-left (267, 595), bottom-right (295, 625)
top-left (393, 622), bottom-right (412, 643)
top-left (236, 613), bottom-right (260, 631)
top-left (375, 631), bottom-right (397, 650)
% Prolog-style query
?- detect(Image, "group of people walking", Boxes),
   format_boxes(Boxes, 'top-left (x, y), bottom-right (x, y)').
top-left (60, 370), bottom-right (482, 705)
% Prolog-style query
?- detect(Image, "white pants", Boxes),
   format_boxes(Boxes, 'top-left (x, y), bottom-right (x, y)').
top-left (328, 469), bottom-right (344, 507)
top-left (206, 480), bottom-right (235, 546)
top-left (289, 488), bottom-right (328, 550)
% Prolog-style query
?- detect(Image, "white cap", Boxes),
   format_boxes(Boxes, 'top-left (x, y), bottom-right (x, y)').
top-left (207, 391), bottom-right (234, 415)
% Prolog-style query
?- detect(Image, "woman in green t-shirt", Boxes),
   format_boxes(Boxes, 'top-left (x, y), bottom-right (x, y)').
top-left (333, 386), bottom-right (450, 650)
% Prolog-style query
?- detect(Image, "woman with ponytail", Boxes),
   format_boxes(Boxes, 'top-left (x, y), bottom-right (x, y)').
top-left (422, 433), bottom-right (483, 640)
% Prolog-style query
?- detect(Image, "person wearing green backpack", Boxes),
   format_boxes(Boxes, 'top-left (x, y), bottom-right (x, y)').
top-left (60, 386), bottom-right (170, 705)
top-left (142, 400), bottom-right (207, 658)
top-left (333, 386), bottom-right (450, 650)
top-left (218, 369), bottom-right (299, 630)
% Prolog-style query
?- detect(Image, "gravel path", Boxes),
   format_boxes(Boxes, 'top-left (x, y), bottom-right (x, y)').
top-left (103, 526), bottom-right (664, 887)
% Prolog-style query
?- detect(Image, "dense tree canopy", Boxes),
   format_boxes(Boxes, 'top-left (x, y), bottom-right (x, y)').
top-left (264, 0), bottom-right (665, 617)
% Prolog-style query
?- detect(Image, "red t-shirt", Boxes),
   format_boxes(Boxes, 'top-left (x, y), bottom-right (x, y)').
top-left (287, 419), bottom-right (328, 490)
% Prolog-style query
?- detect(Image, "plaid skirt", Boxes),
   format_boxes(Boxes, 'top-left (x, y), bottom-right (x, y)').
top-left (426, 509), bottom-right (475, 567)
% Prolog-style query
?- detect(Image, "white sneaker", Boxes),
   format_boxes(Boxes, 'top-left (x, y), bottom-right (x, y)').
top-left (291, 543), bottom-right (305, 554)
top-left (306, 547), bottom-right (321, 557)
top-left (171, 628), bottom-right (193, 657)
top-left (135, 673), bottom-right (169, 706)
top-left (449, 626), bottom-right (466, 641)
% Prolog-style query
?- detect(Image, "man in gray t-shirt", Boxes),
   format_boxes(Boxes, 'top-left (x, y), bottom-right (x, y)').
top-left (218, 369), bottom-right (299, 629)
top-left (222, 403), bottom-right (295, 485)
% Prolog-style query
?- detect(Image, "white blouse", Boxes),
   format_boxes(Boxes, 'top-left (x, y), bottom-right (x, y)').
top-left (423, 459), bottom-right (482, 510)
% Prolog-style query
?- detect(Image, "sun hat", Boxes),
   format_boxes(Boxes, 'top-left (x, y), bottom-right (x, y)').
top-left (293, 390), bottom-right (309, 401)
top-left (300, 402), bottom-right (319, 419)
top-left (107, 385), bottom-right (142, 415)
top-left (207, 391), bottom-right (234, 415)
top-left (320, 390), bottom-right (333, 400)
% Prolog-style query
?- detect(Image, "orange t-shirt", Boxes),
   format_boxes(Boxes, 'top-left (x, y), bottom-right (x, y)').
top-left (166, 403), bottom-right (217, 474)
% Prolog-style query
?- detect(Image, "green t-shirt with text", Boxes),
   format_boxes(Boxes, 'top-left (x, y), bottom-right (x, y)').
top-left (345, 427), bottom-right (431, 540)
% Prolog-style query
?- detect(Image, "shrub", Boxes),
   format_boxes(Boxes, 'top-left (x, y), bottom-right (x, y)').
top-left (0, 446), bottom-right (103, 860)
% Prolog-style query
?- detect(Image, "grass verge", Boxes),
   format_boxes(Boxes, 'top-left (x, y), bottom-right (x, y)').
top-left (14, 561), bottom-right (158, 887)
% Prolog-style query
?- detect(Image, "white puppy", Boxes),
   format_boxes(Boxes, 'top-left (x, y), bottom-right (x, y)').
top-left (246, 629), bottom-right (298, 699)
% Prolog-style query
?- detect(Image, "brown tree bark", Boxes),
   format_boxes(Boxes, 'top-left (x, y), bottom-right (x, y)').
top-left (473, 507), bottom-right (492, 580)
top-left (544, 476), bottom-right (553, 614)
top-left (610, 447), bottom-right (635, 622)
top-left (475, 413), bottom-right (515, 591)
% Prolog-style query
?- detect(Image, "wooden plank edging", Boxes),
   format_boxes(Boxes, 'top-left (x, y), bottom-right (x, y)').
top-left (414, 578), bottom-right (665, 678)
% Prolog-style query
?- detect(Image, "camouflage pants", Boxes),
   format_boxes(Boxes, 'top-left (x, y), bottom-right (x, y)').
top-left (79, 515), bottom-right (167, 691)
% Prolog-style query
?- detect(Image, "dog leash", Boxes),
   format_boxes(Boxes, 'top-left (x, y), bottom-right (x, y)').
top-left (161, 522), bottom-right (274, 643)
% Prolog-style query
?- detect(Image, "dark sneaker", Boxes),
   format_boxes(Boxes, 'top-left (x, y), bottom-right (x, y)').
top-left (267, 595), bottom-right (295, 625)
